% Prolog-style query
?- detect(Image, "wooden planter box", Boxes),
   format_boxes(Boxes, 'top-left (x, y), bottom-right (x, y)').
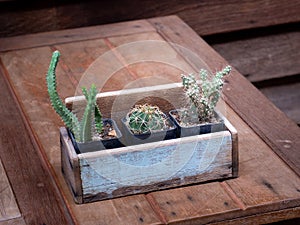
top-left (61, 83), bottom-right (238, 204)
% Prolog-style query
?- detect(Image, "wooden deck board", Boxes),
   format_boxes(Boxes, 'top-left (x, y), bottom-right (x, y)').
top-left (0, 19), bottom-right (155, 52)
top-left (209, 29), bottom-right (300, 82)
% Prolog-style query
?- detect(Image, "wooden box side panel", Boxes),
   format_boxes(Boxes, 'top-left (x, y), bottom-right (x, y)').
top-left (78, 131), bottom-right (233, 202)
top-left (219, 111), bottom-right (239, 177)
top-left (60, 127), bottom-right (83, 204)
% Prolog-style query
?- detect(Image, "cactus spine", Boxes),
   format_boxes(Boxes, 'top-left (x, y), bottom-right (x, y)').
top-left (127, 104), bottom-right (167, 134)
top-left (181, 66), bottom-right (231, 123)
top-left (46, 50), bottom-right (103, 143)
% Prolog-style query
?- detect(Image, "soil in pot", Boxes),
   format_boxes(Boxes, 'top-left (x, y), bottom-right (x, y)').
top-left (68, 118), bottom-right (123, 153)
top-left (169, 109), bottom-right (225, 137)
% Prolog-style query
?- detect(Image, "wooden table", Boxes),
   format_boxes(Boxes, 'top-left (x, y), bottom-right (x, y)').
top-left (0, 15), bottom-right (299, 225)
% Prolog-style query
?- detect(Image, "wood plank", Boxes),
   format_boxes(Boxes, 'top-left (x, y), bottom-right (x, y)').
top-left (107, 32), bottom-right (194, 86)
top-left (0, 19), bottom-right (155, 52)
top-left (209, 29), bottom-right (300, 82)
top-left (70, 195), bottom-right (163, 225)
top-left (0, 47), bottom-right (76, 164)
top-left (1, 0), bottom-right (300, 38)
top-left (0, 159), bottom-right (20, 222)
top-left (224, 107), bottom-right (300, 210)
top-left (148, 15), bottom-right (300, 177)
top-left (260, 82), bottom-right (300, 124)
top-left (147, 182), bottom-right (242, 225)
top-left (0, 217), bottom-right (26, 225)
top-left (0, 64), bottom-right (73, 224)
top-left (210, 206), bottom-right (300, 225)
top-left (54, 38), bottom-right (137, 92)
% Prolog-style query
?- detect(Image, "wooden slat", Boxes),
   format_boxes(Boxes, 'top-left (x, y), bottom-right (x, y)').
top-left (0, 217), bottom-right (26, 225)
top-left (147, 182), bottom-right (241, 224)
top-left (71, 195), bottom-right (163, 225)
top-left (210, 206), bottom-right (300, 225)
top-left (54, 38), bottom-right (137, 92)
top-left (0, 159), bottom-right (20, 222)
top-left (148, 15), bottom-right (300, 177)
top-left (0, 19), bottom-right (155, 52)
top-left (209, 29), bottom-right (300, 82)
top-left (107, 32), bottom-right (194, 86)
top-left (0, 64), bottom-right (73, 224)
top-left (260, 82), bottom-right (300, 124)
top-left (1, 0), bottom-right (300, 38)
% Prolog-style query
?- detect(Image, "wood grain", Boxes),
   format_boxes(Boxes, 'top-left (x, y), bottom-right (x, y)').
top-left (0, 63), bottom-right (72, 224)
top-left (64, 129), bottom-right (233, 202)
top-left (210, 29), bottom-right (300, 82)
top-left (148, 182), bottom-right (242, 225)
top-left (0, 159), bottom-right (20, 222)
top-left (0, 217), bottom-right (26, 225)
top-left (54, 38), bottom-right (137, 92)
top-left (210, 206), bottom-right (300, 225)
top-left (0, 15), bottom-right (299, 224)
top-left (260, 82), bottom-right (300, 124)
top-left (148, 15), bottom-right (300, 177)
top-left (1, 0), bottom-right (300, 37)
top-left (0, 19), bottom-right (155, 52)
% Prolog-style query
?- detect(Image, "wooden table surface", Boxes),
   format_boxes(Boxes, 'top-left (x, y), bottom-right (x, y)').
top-left (0, 15), bottom-right (299, 225)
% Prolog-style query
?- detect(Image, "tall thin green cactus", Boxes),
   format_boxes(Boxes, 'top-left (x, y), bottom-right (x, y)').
top-left (46, 50), bottom-right (103, 143)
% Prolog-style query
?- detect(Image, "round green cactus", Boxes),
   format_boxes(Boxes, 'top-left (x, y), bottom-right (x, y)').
top-left (126, 104), bottom-right (167, 134)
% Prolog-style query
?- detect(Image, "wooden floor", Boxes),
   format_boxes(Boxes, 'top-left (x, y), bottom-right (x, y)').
top-left (0, 15), bottom-right (299, 224)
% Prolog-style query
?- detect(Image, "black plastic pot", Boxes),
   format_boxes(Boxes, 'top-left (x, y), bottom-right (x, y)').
top-left (169, 110), bottom-right (225, 137)
top-left (120, 117), bottom-right (177, 146)
top-left (68, 118), bottom-right (123, 154)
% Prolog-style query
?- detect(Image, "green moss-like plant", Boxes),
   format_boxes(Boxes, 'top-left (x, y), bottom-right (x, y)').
top-left (126, 104), bottom-right (167, 134)
top-left (180, 66), bottom-right (231, 124)
top-left (46, 50), bottom-right (103, 143)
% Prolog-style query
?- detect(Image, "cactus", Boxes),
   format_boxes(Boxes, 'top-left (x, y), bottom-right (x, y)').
top-left (126, 104), bottom-right (167, 134)
top-left (46, 50), bottom-right (103, 143)
top-left (180, 66), bottom-right (231, 124)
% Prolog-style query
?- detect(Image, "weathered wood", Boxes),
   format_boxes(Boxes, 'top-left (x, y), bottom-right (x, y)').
top-left (209, 29), bottom-right (300, 82)
top-left (0, 63), bottom-right (73, 224)
top-left (148, 105), bottom-right (300, 224)
top-left (60, 128), bottom-right (83, 204)
top-left (1, 0), bottom-right (300, 38)
top-left (209, 207), bottom-right (300, 225)
top-left (147, 182), bottom-right (242, 225)
top-left (0, 159), bottom-right (20, 222)
top-left (260, 82), bottom-right (300, 124)
top-left (0, 28), bottom-right (167, 225)
top-left (62, 128), bottom-right (234, 203)
top-left (1, 15), bottom-right (299, 224)
top-left (148, 15), bottom-right (300, 177)
top-left (0, 19), bottom-right (155, 52)
top-left (62, 83), bottom-right (238, 203)
top-left (54, 38), bottom-right (137, 92)
top-left (0, 217), bottom-right (26, 225)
